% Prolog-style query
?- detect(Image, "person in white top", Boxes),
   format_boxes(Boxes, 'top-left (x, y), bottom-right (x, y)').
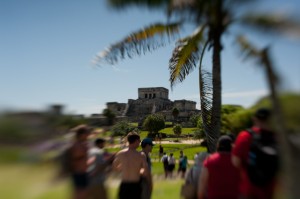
top-left (167, 153), bottom-right (176, 178)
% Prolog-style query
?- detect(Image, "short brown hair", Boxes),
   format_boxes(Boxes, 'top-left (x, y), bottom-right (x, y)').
top-left (126, 132), bottom-right (140, 144)
top-left (71, 124), bottom-right (92, 138)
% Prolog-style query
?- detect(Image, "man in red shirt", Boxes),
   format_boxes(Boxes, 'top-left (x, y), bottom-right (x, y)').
top-left (232, 108), bottom-right (277, 199)
top-left (198, 135), bottom-right (240, 199)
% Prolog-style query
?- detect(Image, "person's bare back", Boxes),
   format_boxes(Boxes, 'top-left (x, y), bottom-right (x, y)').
top-left (71, 142), bottom-right (88, 173)
top-left (113, 148), bottom-right (147, 182)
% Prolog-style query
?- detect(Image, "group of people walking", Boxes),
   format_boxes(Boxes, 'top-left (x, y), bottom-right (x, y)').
top-left (161, 150), bottom-right (188, 179)
top-left (65, 127), bottom-right (154, 199)
top-left (182, 108), bottom-right (278, 199)
top-left (64, 125), bottom-right (113, 199)
top-left (65, 107), bottom-right (278, 199)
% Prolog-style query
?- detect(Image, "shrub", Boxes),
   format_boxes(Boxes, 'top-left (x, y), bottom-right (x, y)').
top-left (111, 121), bottom-right (137, 136)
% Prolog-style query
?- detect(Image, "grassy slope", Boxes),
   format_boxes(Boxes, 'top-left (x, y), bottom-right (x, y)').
top-left (0, 163), bottom-right (184, 199)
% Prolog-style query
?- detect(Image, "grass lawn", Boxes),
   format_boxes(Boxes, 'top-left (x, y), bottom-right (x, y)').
top-left (107, 177), bottom-right (184, 199)
top-left (0, 145), bottom-right (286, 199)
top-left (0, 163), bottom-right (184, 199)
top-left (0, 163), bottom-right (72, 199)
top-left (106, 143), bottom-right (206, 163)
top-left (160, 127), bottom-right (198, 135)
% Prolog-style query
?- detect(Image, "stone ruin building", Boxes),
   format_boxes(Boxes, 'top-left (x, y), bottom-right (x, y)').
top-left (105, 87), bottom-right (200, 123)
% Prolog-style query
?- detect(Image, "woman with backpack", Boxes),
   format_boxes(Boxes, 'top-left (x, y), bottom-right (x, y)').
top-left (232, 108), bottom-right (279, 199)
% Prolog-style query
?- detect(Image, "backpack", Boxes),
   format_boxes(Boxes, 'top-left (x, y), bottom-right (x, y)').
top-left (246, 128), bottom-right (279, 186)
top-left (162, 156), bottom-right (168, 165)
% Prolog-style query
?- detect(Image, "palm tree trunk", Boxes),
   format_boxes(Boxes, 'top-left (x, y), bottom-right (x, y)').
top-left (208, 0), bottom-right (223, 153)
top-left (209, 35), bottom-right (222, 153)
top-left (262, 49), bottom-right (300, 198)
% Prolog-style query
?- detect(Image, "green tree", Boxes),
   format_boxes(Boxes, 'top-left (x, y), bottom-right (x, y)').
top-left (227, 109), bottom-right (253, 135)
top-left (111, 120), bottom-right (138, 137)
top-left (173, 123), bottom-right (182, 140)
top-left (189, 114), bottom-right (201, 127)
top-left (102, 108), bottom-right (116, 126)
top-left (221, 105), bottom-right (244, 134)
top-left (143, 114), bottom-right (165, 137)
top-left (97, 0), bottom-right (299, 153)
top-left (172, 107), bottom-right (179, 123)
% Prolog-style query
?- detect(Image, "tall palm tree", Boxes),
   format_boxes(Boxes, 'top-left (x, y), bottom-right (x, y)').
top-left (95, 0), bottom-right (299, 153)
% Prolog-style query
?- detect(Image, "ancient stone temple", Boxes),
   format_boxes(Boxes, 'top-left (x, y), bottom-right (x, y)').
top-left (106, 87), bottom-right (200, 122)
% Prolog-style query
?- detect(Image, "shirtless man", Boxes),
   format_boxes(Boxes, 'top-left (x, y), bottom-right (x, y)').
top-left (113, 132), bottom-right (150, 199)
top-left (70, 125), bottom-right (92, 199)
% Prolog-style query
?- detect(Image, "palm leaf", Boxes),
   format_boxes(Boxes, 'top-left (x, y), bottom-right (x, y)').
top-left (107, 0), bottom-right (170, 10)
top-left (236, 35), bottom-right (260, 61)
top-left (169, 25), bottom-right (207, 88)
top-left (94, 22), bottom-right (180, 65)
top-left (199, 68), bottom-right (215, 152)
top-left (240, 13), bottom-right (300, 38)
top-left (236, 35), bottom-right (278, 84)
top-left (197, 38), bottom-right (215, 153)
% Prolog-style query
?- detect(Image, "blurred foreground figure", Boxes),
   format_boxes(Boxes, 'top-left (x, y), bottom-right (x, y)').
top-left (181, 152), bottom-right (208, 199)
top-left (232, 108), bottom-right (279, 199)
top-left (198, 135), bottom-right (240, 199)
top-left (140, 138), bottom-right (154, 199)
top-left (88, 138), bottom-right (114, 199)
top-left (69, 125), bottom-right (92, 199)
top-left (113, 132), bottom-right (150, 199)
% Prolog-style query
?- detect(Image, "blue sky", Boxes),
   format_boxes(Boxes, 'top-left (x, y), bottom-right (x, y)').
top-left (1, 0), bottom-right (299, 116)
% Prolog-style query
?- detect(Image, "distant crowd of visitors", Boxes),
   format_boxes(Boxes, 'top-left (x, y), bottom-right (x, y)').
top-left (60, 107), bottom-right (279, 199)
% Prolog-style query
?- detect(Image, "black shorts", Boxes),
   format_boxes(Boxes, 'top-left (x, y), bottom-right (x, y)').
top-left (168, 164), bottom-right (175, 172)
top-left (72, 173), bottom-right (89, 189)
top-left (119, 181), bottom-right (142, 199)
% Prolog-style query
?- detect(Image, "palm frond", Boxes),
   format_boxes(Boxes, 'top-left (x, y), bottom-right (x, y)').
top-left (236, 35), bottom-right (260, 61)
top-left (168, 0), bottom-right (211, 24)
top-left (197, 39), bottom-right (217, 153)
top-left (236, 35), bottom-right (279, 84)
top-left (94, 22), bottom-right (180, 65)
top-left (107, 0), bottom-right (170, 10)
top-left (199, 69), bottom-right (215, 152)
top-left (241, 13), bottom-right (300, 38)
top-left (169, 25), bottom-right (208, 89)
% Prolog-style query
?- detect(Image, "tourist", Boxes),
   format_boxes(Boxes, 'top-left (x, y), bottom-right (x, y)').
top-left (159, 144), bottom-right (164, 162)
top-left (140, 138), bottom-right (154, 199)
top-left (113, 132), bottom-right (150, 199)
top-left (232, 108), bottom-right (279, 199)
top-left (182, 152), bottom-right (208, 199)
top-left (180, 155), bottom-right (188, 178)
top-left (88, 138), bottom-right (114, 199)
top-left (167, 153), bottom-right (176, 178)
top-left (69, 125), bottom-right (92, 199)
top-left (198, 135), bottom-right (240, 199)
top-left (185, 152), bottom-right (209, 189)
top-left (161, 152), bottom-right (169, 178)
top-left (177, 150), bottom-right (184, 177)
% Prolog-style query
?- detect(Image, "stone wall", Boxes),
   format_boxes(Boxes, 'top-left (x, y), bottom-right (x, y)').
top-left (174, 100), bottom-right (196, 111)
top-left (105, 87), bottom-right (199, 123)
top-left (138, 87), bottom-right (169, 99)
top-left (106, 102), bottom-right (127, 115)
